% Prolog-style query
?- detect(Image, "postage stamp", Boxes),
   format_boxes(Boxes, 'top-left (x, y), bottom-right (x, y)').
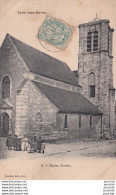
top-left (38, 15), bottom-right (75, 51)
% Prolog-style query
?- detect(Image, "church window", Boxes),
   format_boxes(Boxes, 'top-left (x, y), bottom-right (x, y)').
top-left (87, 30), bottom-right (98, 52)
top-left (36, 112), bottom-right (42, 122)
top-left (2, 76), bottom-right (10, 98)
top-left (93, 31), bottom-right (98, 51)
top-left (89, 73), bottom-right (95, 97)
top-left (87, 32), bottom-right (92, 52)
top-left (79, 115), bottom-right (81, 127)
top-left (90, 116), bottom-right (92, 125)
top-left (64, 115), bottom-right (68, 128)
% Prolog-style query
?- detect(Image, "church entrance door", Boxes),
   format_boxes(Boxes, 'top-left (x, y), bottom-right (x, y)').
top-left (0, 113), bottom-right (9, 137)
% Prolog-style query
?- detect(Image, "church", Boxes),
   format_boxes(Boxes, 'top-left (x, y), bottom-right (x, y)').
top-left (0, 17), bottom-right (115, 141)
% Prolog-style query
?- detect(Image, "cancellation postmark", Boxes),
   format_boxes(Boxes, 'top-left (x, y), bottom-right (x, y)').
top-left (38, 15), bottom-right (75, 52)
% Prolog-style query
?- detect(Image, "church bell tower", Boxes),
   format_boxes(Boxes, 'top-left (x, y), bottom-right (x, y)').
top-left (78, 17), bottom-right (115, 138)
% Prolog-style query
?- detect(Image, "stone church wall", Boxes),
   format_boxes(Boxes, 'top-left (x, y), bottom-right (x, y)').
top-left (0, 35), bottom-right (28, 134)
top-left (26, 72), bottom-right (82, 93)
top-left (78, 52), bottom-right (111, 132)
top-left (15, 80), bottom-right (102, 140)
top-left (78, 20), bottom-right (115, 138)
top-left (57, 113), bottom-right (102, 139)
top-left (109, 89), bottom-right (115, 136)
top-left (15, 80), bottom-right (59, 138)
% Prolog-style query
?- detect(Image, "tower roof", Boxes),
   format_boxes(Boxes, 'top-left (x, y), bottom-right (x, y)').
top-left (90, 14), bottom-right (101, 22)
top-left (78, 17), bottom-right (110, 28)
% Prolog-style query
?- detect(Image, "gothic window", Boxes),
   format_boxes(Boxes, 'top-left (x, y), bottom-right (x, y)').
top-left (64, 115), bottom-right (68, 128)
top-left (90, 116), bottom-right (92, 125)
top-left (36, 112), bottom-right (42, 122)
top-left (79, 115), bottom-right (81, 127)
top-left (87, 32), bottom-right (92, 52)
top-left (93, 31), bottom-right (98, 51)
top-left (2, 76), bottom-right (10, 98)
top-left (89, 73), bottom-right (95, 97)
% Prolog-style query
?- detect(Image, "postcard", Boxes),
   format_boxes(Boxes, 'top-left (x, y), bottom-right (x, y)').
top-left (0, 0), bottom-right (116, 180)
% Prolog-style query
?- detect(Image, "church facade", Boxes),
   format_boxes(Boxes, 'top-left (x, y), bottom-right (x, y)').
top-left (0, 17), bottom-right (115, 141)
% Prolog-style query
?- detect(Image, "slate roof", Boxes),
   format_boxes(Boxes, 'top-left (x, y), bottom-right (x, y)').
top-left (6, 34), bottom-right (79, 86)
top-left (73, 70), bottom-right (79, 78)
top-left (32, 81), bottom-right (102, 115)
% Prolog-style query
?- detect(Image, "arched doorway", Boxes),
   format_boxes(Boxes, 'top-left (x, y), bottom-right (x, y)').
top-left (0, 113), bottom-right (9, 137)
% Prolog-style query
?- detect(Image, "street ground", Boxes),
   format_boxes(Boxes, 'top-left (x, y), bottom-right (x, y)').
top-left (0, 137), bottom-right (116, 160)
top-left (0, 137), bottom-right (116, 180)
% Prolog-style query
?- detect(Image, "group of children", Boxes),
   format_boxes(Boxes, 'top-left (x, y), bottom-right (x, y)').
top-left (6, 134), bottom-right (45, 154)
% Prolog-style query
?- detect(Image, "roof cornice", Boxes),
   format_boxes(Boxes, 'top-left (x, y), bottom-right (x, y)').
top-left (78, 19), bottom-right (110, 28)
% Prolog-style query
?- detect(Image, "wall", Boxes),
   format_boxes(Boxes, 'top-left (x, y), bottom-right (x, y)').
top-left (57, 113), bottom-right (102, 139)
top-left (78, 20), bottom-right (115, 138)
top-left (0, 35), bottom-right (28, 134)
top-left (23, 72), bottom-right (82, 93)
top-left (15, 80), bottom-right (102, 140)
top-left (15, 81), bottom-right (29, 136)
top-left (15, 80), bottom-right (59, 138)
top-left (115, 112), bottom-right (116, 138)
top-left (109, 89), bottom-right (115, 137)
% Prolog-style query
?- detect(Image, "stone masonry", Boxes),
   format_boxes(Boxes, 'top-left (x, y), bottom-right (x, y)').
top-left (78, 19), bottom-right (115, 138)
top-left (15, 80), bottom-right (59, 137)
top-left (0, 35), bottom-right (28, 134)
top-left (0, 29), bottom-right (107, 140)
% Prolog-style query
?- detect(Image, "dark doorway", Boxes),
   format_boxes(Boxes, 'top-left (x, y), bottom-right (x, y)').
top-left (0, 113), bottom-right (9, 137)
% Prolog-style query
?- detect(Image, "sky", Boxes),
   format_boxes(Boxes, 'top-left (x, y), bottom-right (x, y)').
top-left (0, 0), bottom-right (116, 86)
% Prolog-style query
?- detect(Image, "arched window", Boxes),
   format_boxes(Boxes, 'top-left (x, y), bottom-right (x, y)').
top-left (89, 73), bottom-right (95, 97)
top-left (90, 116), bottom-right (92, 126)
top-left (79, 115), bottom-right (81, 127)
top-left (93, 31), bottom-right (98, 51)
top-left (64, 115), bottom-right (68, 128)
top-left (36, 112), bottom-right (42, 122)
top-left (87, 32), bottom-right (92, 52)
top-left (2, 76), bottom-right (10, 98)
